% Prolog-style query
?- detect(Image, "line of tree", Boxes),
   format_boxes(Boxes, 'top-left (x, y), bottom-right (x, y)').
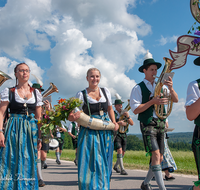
top-left (62, 133), bottom-right (193, 151)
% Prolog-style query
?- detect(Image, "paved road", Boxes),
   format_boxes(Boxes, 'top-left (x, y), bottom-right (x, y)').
top-left (39, 158), bottom-right (196, 190)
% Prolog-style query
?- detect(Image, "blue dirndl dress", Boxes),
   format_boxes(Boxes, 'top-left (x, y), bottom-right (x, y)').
top-left (161, 134), bottom-right (177, 172)
top-left (0, 113), bottom-right (39, 190)
top-left (77, 114), bottom-right (114, 190)
top-left (0, 87), bottom-right (40, 190)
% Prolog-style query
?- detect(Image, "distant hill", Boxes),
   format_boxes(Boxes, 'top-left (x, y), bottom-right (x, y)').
top-left (131, 132), bottom-right (193, 144)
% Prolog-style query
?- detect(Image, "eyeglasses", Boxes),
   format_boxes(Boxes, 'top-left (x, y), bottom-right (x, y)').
top-left (17, 69), bottom-right (30, 73)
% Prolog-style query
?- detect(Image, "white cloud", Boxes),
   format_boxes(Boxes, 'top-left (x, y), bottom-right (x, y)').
top-left (158, 35), bottom-right (178, 46)
top-left (0, 0), bottom-right (148, 100)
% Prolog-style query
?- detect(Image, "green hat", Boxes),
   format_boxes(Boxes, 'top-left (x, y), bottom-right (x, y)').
top-left (113, 99), bottom-right (124, 105)
top-left (32, 83), bottom-right (44, 91)
top-left (194, 57), bottom-right (200, 66)
top-left (139, 50), bottom-right (162, 73)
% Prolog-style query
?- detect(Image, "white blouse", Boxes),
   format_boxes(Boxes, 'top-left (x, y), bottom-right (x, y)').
top-left (185, 80), bottom-right (200, 107)
top-left (0, 87), bottom-right (43, 107)
top-left (75, 87), bottom-right (112, 109)
top-left (130, 78), bottom-right (169, 118)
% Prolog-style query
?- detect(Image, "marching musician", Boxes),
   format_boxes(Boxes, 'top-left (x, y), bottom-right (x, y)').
top-left (185, 57), bottom-right (200, 190)
top-left (32, 82), bottom-right (51, 187)
top-left (68, 121), bottom-right (79, 166)
top-left (130, 50), bottom-right (178, 190)
top-left (113, 94), bottom-right (134, 175)
top-left (54, 121), bottom-right (67, 165)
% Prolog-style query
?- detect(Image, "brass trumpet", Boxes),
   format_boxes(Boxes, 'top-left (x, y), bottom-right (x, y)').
top-left (42, 82), bottom-right (59, 98)
top-left (0, 70), bottom-right (12, 87)
top-left (154, 57), bottom-right (173, 120)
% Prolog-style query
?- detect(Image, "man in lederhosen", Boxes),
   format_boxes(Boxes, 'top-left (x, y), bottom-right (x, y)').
top-left (32, 83), bottom-right (50, 187)
top-left (54, 122), bottom-right (67, 165)
top-left (130, 50), bottom-right (178, 190)
top-left (68, 121), bottom-right (79, 166)
top-left (185, 57), bottom-right (200, 190)
top-left (113, 95), bottom-right (134, 175)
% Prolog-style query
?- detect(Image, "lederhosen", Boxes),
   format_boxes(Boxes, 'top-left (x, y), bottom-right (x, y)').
top-left (53, 129), bottom-right (65, 150)
top-left (138, 81), bottom-right (165, 155)
top-left (71, 122), bottom-right (78, 149)
top-left (192, 78), bottom-right (200, 180)
top-left (114, 111), bottom-right (128, 152)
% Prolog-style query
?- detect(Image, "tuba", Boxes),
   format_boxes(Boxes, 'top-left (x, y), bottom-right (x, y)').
top-left (154, 57), bottom-right (173, 120)
top-left (0, 70), bottom-right (12, 87)
top-left (118, 100), bottom-right (131, 133)
top-left (42, 82), bottom-right (59, 98)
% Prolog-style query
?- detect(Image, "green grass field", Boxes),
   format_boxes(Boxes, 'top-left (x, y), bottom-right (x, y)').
top-left (47, 149), bottom-right (197, 175)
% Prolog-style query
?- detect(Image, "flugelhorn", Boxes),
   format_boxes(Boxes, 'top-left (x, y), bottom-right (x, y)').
top-left (154, 57), bottom-right (173, 120)
top-left (0, 70), bottom-right (12, 87)
top-left (42, 82), bottom-right (59, 98)
top-left (118, 100), bottom-right (131, 133)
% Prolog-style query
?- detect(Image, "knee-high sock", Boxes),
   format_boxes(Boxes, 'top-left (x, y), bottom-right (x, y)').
top-left (56, 152), bottom-right (60, 161)
top-left (37, 159), bottom-right (43, 180)
top-left (152, 164), bottom-right (166, 190)
top-left (143, 166), bottom-right (154, 185)
top-left (114, 155), bottom-right (120, 168)
top-left (117, 154), bottom-right (124, 171)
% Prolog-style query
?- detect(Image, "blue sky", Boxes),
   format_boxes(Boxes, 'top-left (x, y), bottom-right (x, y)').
top-left (0, 0), bottom-right (198, 134)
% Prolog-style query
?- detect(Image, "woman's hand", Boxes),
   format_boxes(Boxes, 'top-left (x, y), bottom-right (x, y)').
top-left (37, 140), bottom-right (42, 151)
top-left (0, 133), bottom-right (5, 147)
top-left (43, 100), bottom-right (51, 111)
top-left (68, 111), bottom-right (80, 122)
top-left (113, 122), bottom-right (119, 131)
top-left (118, 120), bottom-right (127, 126)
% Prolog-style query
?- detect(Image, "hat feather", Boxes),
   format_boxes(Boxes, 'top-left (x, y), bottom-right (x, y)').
top-left (32, 74), bottom-right (43, 87)
top-left (144, 50), bottom-right (153, 60)
top-left (115, 93), bottom-right (121, 100)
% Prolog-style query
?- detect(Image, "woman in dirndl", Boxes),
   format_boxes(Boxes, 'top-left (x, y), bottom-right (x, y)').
top-left (68, 68), bottom-right (119, 190)
top-left (161, 121), bottom-right (177, 181)
top-left (0, 63), bottom-right (43, 190)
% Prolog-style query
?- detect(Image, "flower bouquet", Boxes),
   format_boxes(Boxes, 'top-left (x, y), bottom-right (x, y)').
top-left (39, 97), bottom-right (82, 142)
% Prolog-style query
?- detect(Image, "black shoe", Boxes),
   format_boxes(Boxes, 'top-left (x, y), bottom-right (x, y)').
top-left (121, 169), bottom-right (128, 175)
top-left (43, 163), bottom-right (48, 169)
top-left (39, 179), bottom-right (45, 187)
top-left (56, 159), bottom-right (61, 165)
top-left (152, 176), bottom-right (155, 181)
top-left (74, 159), bottom-right (77, 166)
top-left (165, 175), bottom-right (175, 181)
top-left (113, 166), bottom-right (120, 173)
top-left (141, 181), bottom-right (152, 190)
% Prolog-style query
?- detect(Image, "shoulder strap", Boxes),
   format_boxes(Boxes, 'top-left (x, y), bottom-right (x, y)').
top-left (4, 87), bottom-right (14, 123)
top-left (81, 89), bottom-right (91, 116)
top-left (197, 78), bottom-right (200, 89)
top-left (33, 89), bottom-right (37, 103)
top-left (100, 88), bottom-right (108, 102)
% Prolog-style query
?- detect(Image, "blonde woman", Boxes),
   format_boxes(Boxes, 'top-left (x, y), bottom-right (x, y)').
top-left (68, 68), bottom-right (118, 190)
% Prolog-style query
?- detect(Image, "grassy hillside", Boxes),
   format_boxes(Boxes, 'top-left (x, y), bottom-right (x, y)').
top-left (47, 149), bottom-right (197, 175)
top-left (133, 132), bottom-right (193, 144)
